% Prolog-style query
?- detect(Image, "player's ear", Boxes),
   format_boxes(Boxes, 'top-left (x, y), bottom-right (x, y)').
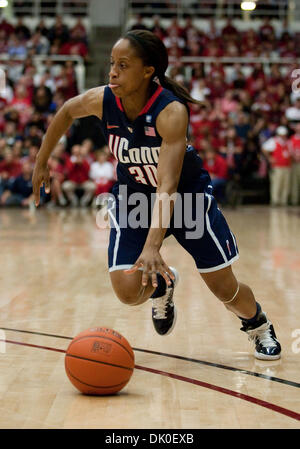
top-left (144, 65), bottom-right (155, 80)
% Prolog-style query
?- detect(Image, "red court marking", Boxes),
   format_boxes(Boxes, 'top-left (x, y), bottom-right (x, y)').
top-left (1, 339), bottom-right (300, 422)
top-left (134, 365), bottom-right (300, 422)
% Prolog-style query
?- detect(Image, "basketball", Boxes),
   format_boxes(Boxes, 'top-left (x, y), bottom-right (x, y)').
top-left (65, 327), bottom-right (135, 395)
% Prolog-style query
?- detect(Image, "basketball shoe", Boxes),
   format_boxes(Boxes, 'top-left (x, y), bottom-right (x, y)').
top-left (151, 267), bottom-right (179, 336)
top-left (240, 310), bottom-right (281, 360)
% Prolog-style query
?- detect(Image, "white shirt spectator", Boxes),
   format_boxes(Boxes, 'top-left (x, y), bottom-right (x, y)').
top-left (262, 137), bottom-right (277, 152)
top-left (285, 103), bottom-right (300, 122)
top-left (89, 160), bottom-right (114, 182)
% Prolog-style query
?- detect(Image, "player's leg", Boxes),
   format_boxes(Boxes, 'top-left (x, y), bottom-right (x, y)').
top-left (107, 184), bottom-right (177, 335)
top-left (281, 167), bottom-right (291, 206)
top-left (200, 265), bottom-right (256, 318)
top-left (80, 180), bottom-right (96, 207)
top-left (62, 180), bottom-right (78, 206)
top-left (173, 192), bottom-right (281, 359)
top-left (200, 266), bottom-right (281, 360)
top-left (110, 268), bottom-right (155, 306)
top-left (270, 167), bottom-right (280, 206)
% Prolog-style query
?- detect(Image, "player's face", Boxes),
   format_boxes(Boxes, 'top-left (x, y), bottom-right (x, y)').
top-left (109, 38), bottom-right (154, 97)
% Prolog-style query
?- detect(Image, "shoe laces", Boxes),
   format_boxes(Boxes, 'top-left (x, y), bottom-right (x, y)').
top-left (247, 322), bottom-right (277, 348)
top-left (152, 292), bottom-right (172, 319)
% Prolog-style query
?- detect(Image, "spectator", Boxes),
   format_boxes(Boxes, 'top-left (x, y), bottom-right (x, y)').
top-left (55, 65), bottom-right (78, 100)
top-left (47, 150), bottom-right (67, 207)
top-left (21, 142), bottom-right (39, 169)
top-left (70, 18), bottom-right (88, 44)
top-left (35, 18), bottom-right (49, 37)
top-left (89, 147), bottom-right (115, 197)
top-left (26, 30), bottom-right (50, 55)
top-left (0, 161), bottom-right (34, 207)
top-left (203, 146), bottom-right (228, 204)
top-left (0, 147), bottom-right (22, 198)
top-left (219, 127), bottom-right (244, 178)
top-left (14, 17), bottom-right (31, 41)
top-left (47, 15), bottom-right (69, 46)
top-left (220, 90), bottom-right (239, 116)
top-left (0, 18), bottom-right (14, 38)
top-left (150, 15), bottom-right (166, 40)
top-left (285, 98), bottom-right (300, 129)
top-left (62, 145), bottom-right (95, 207)
top-left (234, 112), bottom-right (251, 142)
top-left (259, 17), bottom-right (275, 42)
top-left (60, 28), bottom-right (89, 60)
top-left (129, 14), bottom-right (149, 31)
top-left (289, 123), bottom-right (300, 206)
top-left (222, 18), bottom-right (238, 41)
top-left (7, 33), bottom-right (27, 58)
top-left (81, 138), bottom-right (95, 165)
top-left (32, 86), bottom-right (53, 114)
top-left (1, 121), bottom-right (20, 147)
top-left (262, 126), bottom-right (291, 206)
top-left (9, 83), bottom-right (33, 128)
top-left (0, 29), bottom-right (8, 53)
top-left (34, 69), bottom-right (57, 94)
top-left (190, 78), bottom-right (210, 102)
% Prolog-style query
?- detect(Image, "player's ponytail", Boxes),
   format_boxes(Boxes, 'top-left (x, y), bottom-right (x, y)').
top-left (124, 29), bottom-right (201, 105)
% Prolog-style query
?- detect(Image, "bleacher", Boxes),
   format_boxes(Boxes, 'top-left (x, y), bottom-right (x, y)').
top-left (0, 0), bottom-right (299, 209)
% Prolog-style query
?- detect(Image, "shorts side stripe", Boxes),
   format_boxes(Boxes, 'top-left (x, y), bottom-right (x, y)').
top-left (230, 231), bottom-right (238, 254)
top-left (108, 204), bottom-right (121, 268)
top-left (109, 265), bottom-right (144, 273)
top-left (205, 194), bottom-right (228, 263)
top-left (197, 254), bottom-right (239, 273)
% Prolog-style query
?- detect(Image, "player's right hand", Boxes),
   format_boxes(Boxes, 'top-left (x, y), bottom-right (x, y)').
top-left (32, 162), bottom-right (51, 207)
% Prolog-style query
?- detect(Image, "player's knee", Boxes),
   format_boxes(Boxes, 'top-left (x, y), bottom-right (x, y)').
top-left (112, 284), bottom-right (140, 305)
top-left (204, 275), bottom-right (236, 302)
top-left (117, 292), bottom-right (140, 306)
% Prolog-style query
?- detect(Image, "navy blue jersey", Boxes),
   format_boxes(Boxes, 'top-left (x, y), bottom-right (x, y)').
top-left (99, 82), bottom-right (211, 194)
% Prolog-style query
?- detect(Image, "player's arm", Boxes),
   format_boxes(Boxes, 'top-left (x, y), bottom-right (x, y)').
top-left (125, 101), bottom-right (188, 287)
top-left (145, 101), bottom-right (188, 247)
top-left (33, 86), bottom-right (105, 206)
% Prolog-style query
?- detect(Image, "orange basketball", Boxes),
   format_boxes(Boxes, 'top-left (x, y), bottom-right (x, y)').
top-left (65, 327), bottom-right (135, 395)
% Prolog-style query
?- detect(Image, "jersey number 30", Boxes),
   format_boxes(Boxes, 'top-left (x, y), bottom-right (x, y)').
top-left (129, 165), bottom-right (158, 187)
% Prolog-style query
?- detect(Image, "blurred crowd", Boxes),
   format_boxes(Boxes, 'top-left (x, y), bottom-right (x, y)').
top-left (130, 15), bottom-right (300, 206)
top-left (1, 15), bottom-right (300, 209)
top-left (131, 15), bottom-right (298, 59)
top-left (0, 15), bottom-right (98, 209)
top-left (0, 138), bottom-right (117, 208)
top-left (0, 15), bottom-right (89, 60)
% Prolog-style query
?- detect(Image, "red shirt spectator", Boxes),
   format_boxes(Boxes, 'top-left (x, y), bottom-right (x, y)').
top-left (0, 152), bottom-right (22, 178)
top-left (259, 18), bottom-right (275, 41)
top-left (60, 39), bottom-right (88, 58)
top-left (0, 19), bottom-right (14, 37)
top-left (203, 150), bottom-right (228, 180)
top-left (65, 149), bottom-right (90, 184)
top-left (222, 19), bottom-right (238, 40)
top-left (263, 131), bottom-right (291, 168)
top-left (70, 18), bottom-right (87, 42)
top-left (289, 128), bottom-right (300, 163)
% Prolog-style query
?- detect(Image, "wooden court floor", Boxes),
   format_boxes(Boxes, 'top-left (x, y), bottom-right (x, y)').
top-left (0, 205), bottom-right (299, 429)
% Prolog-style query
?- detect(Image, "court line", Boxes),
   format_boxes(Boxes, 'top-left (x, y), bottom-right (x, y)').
top-left (0, 326), bottom-right (299, 389)
top-left (1, 338), bottom-right (299, 423)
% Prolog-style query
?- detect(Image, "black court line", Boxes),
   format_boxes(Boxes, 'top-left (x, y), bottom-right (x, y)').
top-left (1, 338), bottom-right (300, 423)
top-left (1, 326), bottom-right (299, 389)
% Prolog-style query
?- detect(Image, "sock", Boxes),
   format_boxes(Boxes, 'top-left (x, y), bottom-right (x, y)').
top-left (150, 273), bottom-right (167, 299)
top-left (239, 302), bottom-right (262, 324)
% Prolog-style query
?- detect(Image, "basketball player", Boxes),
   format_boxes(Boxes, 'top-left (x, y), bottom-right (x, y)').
top-left (32, 30), bottom-right (281, 360)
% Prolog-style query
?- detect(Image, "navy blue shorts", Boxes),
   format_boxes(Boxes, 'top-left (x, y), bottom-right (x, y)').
top-left (107, 183), bottom-right (239, 273)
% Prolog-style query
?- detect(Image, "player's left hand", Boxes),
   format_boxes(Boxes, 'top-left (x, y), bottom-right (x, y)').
top-left (124, 248), bottom-right (175, 288)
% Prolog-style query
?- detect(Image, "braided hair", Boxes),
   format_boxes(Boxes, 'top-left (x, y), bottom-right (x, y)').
top-left (124, 29), bottom-right (201, 105)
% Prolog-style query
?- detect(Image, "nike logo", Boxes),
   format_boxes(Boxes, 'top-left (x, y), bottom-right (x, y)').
top-left (107, 124), bottom-right (119, 129)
